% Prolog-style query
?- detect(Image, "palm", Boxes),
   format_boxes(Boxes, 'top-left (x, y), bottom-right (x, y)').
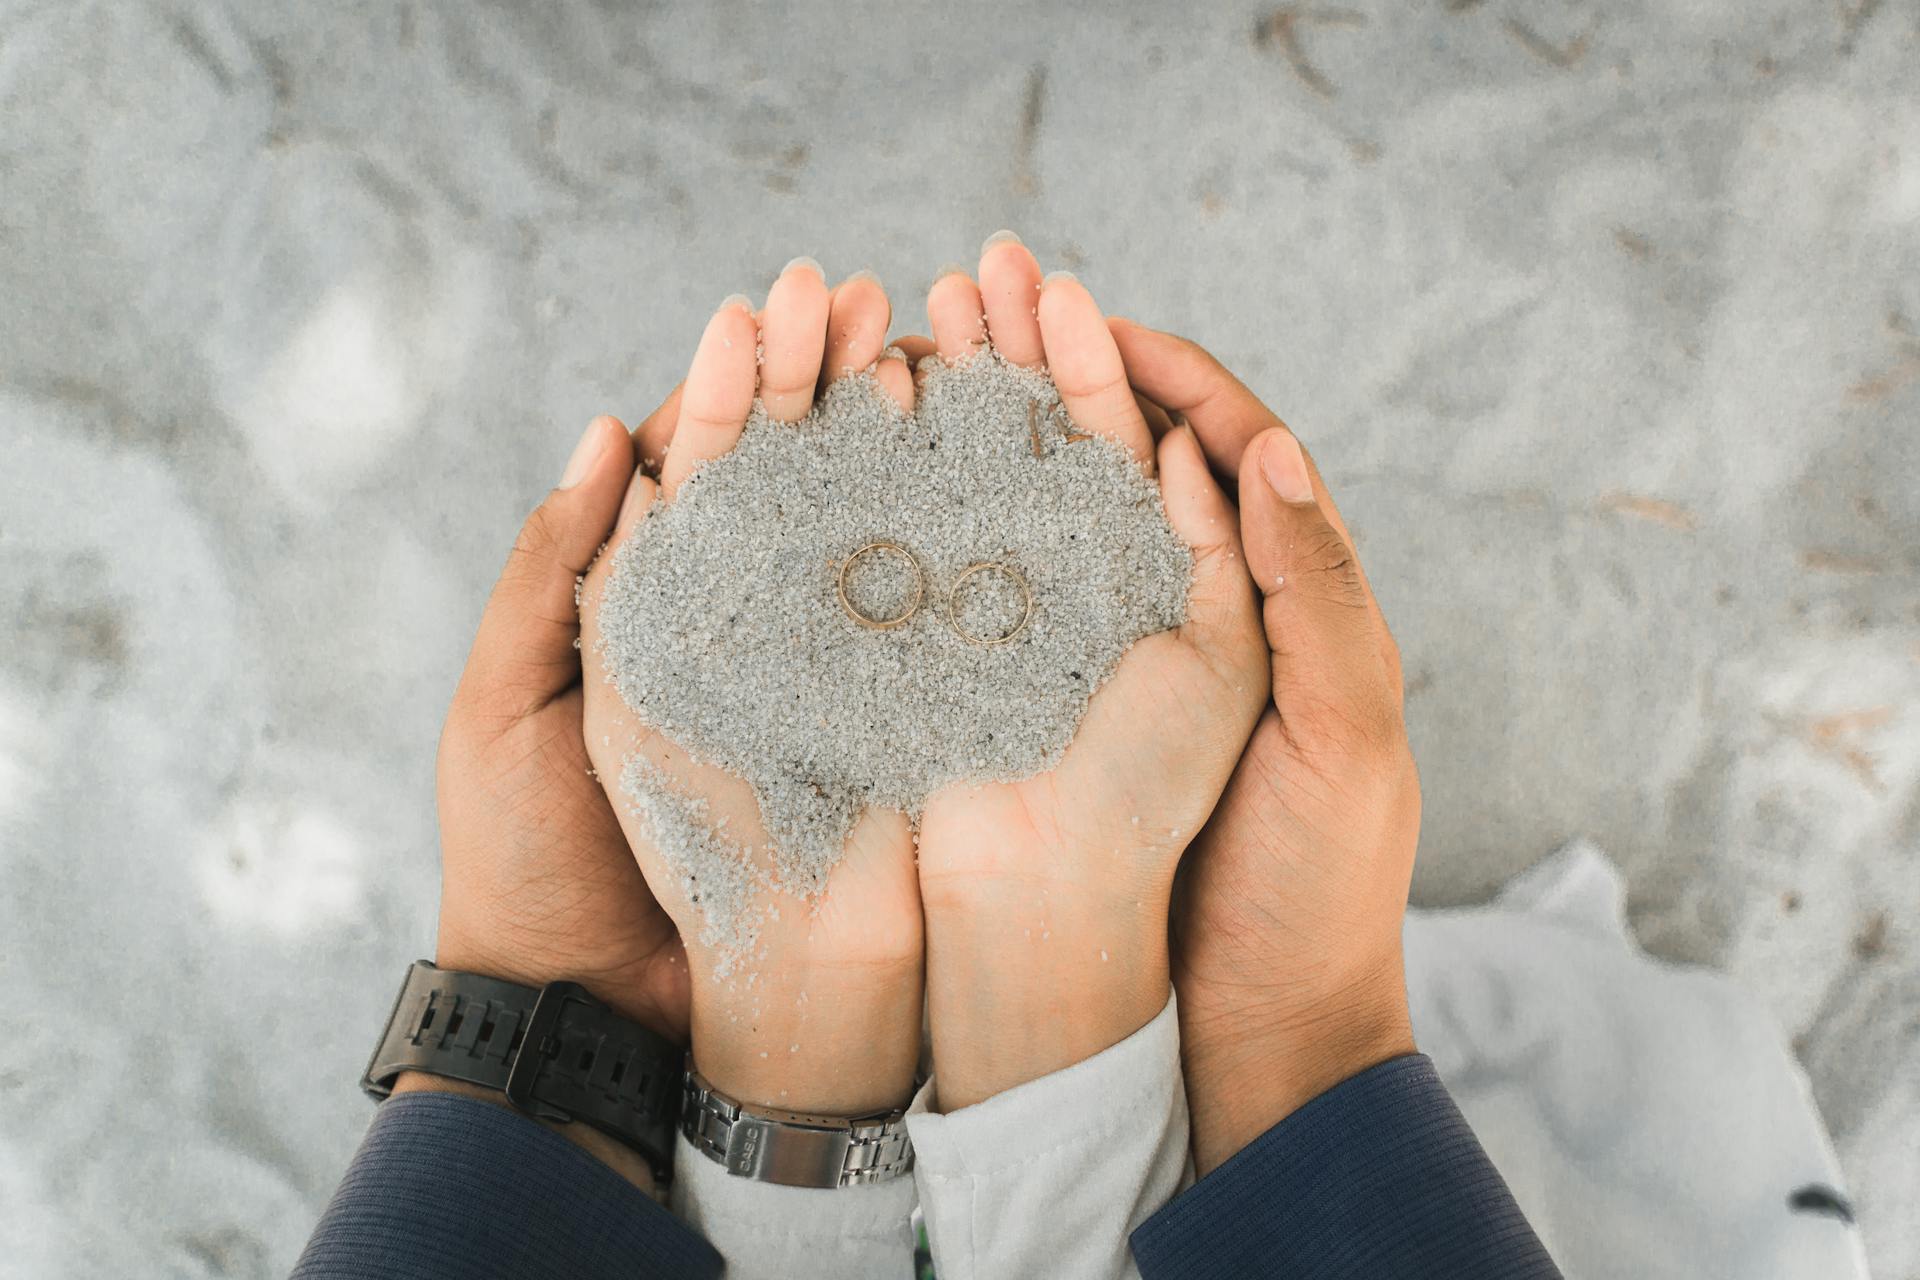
top-left (1175, 697), bottom-right (1420, 1023)
top-left (437, 687), bottom-right (690, 1037)
top-left (573, 266), bottom-right (926, 996)
top-left (569, 266), bottom-right (929, 1116)
top-left (922, 629), bottom-right (1259, 894)
top-left (573, 658), bottom-right (922, 978)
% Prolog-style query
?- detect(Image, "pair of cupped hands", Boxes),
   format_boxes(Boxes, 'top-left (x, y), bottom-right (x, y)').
top-left (412, 234), bottom-right (1422, 1193)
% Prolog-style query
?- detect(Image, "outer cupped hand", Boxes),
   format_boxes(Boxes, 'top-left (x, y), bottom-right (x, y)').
top-left (413, 396), bottom-right (693, 1190)
top-left (433, 402), bottom-right (690, 1036)
top-left (1111, 319), bottom-right (1423, 1175)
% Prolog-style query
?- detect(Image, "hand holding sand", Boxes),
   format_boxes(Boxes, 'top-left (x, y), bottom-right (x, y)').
top-left (579, 263), bottom-right (926, 1117)
top-left (913, 236), bottom-right (1271, 1109)
top-left (578, 240), bottom-right (1269, 1123)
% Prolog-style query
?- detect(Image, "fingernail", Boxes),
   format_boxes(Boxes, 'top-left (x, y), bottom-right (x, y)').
top-left (982, 228), bottom-right (1023, 252)
top-left (559, 418), bottom-right (611, 489)
top-left (842, 268), bottom-right (882, 289)
top-left (782, 255), bottom-right (824, 279)
top-left (879, 345), bottom-right (908, 363)
top-left (1042, 269), bottom-right (1078, 288)
top-left (933, 262), bottom-right (970, 281)
top-left (1260, 431), bottom-right (1316, 505)
top-left (717, 292), bottom-right (753, 313)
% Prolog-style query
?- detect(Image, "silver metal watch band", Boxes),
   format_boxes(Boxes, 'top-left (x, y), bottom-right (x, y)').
top-left (681, 1069), bottom-right (914, 1187)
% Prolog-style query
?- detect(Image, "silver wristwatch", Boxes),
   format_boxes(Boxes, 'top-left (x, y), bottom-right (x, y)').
top-left (680, 1068), bottom-right (915, 1187)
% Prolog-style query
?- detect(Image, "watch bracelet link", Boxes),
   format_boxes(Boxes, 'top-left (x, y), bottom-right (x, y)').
top-left (682, 1069), bottom-right (915, 1188)
top-left (362, 961), bottom-right (681, 1185)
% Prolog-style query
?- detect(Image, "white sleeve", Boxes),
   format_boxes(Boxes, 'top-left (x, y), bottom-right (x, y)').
top-left (667, 1128), bottom-right (917, 1280)
top-left (904, 991), bottom-right (1192, 1280)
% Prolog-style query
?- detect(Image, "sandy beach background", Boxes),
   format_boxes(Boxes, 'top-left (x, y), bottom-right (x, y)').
top-left (1, 2), bottom-right (1915, 1275)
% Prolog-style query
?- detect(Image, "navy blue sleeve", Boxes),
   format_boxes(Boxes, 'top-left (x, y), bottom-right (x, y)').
top-left (292, 1092), bottom-right (722, 1280)
top-left (1132, 1054), bottom-right (1561, 1280)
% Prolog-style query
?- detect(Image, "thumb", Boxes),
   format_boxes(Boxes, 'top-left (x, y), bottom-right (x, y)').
top-left (1238, 427), bottom-right (1400, 748)
top-left (458, 415), bottom-right (635, 726)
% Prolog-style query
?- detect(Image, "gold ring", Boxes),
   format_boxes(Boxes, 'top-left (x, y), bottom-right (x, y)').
top-left (836, 541), bottom-right (925, 630)
top-left (946, 561), bottom-right (1034, 647)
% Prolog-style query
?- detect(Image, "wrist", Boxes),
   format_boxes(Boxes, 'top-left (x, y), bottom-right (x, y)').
top-left (689, 956), bottom-right (922, 1116)
top-left (431, 925), bottom-right (686, 1042)
top-left (923, 883), bottom-right (1169, 1111)
top-left (389, 1073), bottom-right (658, 1196)
top-left (1178, 960), bottom-right (1415, 1176)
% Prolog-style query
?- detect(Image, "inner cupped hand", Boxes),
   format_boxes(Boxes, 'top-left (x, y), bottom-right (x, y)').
top-left (579, 262), bottom-right (926, 1118)
top-left (914, 238), bottom-right (1269, 1113)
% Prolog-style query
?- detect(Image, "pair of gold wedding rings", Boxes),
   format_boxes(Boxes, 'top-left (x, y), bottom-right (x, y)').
top-left (835, 541), bottom-right (1034, 647)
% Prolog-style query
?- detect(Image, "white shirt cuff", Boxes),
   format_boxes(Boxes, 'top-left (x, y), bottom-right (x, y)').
top-left (905, 991), bottom-right (1192, 1280)
top-left (667, 1127), bottom-right (917, 1280)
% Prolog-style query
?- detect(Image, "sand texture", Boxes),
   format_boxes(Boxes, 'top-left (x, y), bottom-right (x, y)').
top-left (597, 350), bottom-right (1189, 922)
top-left (1, 3), bottom-right (1915, 1276)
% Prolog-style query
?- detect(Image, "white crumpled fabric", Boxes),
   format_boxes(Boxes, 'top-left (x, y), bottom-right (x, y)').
top-left (1408, 841), bottom-right (1869, 1280)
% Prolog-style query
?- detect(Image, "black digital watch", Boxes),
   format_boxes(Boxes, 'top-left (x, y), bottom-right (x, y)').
top-left (362, 960), bottom-right (682, 1185)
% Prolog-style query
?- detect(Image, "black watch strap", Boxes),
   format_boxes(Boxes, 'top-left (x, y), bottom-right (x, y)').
top-left (362, 960), bottom-right (681, 1184)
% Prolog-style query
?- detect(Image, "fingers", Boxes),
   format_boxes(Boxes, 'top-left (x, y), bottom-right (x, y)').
top-left (928, 267), bottom-right (988, 361)
top-left (978, 231), bottom-right (1045, 367)
top-left (891, 334), bottom-right (936, 365)
top-left (1037, 273), bottom-right (1156, 468)
top-left (460, 415), bottom-right (635, 723)
top-left (1108, 318), bottom-right (1278, 484)
top-left (759, 257), bottom-right (831, 423)
top-left (873, 347), bottom-right (915, 411)
top-left (1156, 426), bottom-right (1262, 663)
top-left (1238, 427), bottom-right (1399, 743)
top-left (645, 268), bottom-right (906, 495)
top-left (892, 333), bottom-right (938, 395)
top-left (1136, 392), bottom-right (1176, 439)
top-left (825, 273), bottom-right (912, 410)
top-left (823, 270), bottom-right (892, 386)
top-left (576, 462), bottom-right (658, 649)
top-left (659, 298), bottom-right (758, 500)
top-left (932, 245), bottom-right (1156, 468)
top-left (610, 468), bottom-right (659, 545)
top-left (1110, 317), bottom-right (1369, 555)
top-left (633, 383), bottom-right (683, 477)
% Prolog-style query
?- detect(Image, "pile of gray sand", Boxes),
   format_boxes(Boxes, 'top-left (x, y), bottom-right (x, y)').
top-left (595, 347), bottom-right (1192, 955)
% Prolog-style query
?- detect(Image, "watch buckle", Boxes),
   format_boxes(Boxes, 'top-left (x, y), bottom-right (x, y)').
top-left (724, 1113), bottom-right (854, 1185)
top-left (502, 979), bottom-right (601, 1116)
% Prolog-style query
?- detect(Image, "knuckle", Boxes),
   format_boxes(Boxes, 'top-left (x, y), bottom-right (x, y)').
top-left (1293, 524), bottom-right (1368, 608)
top-left (511, 503), bottom-right (561, 565)
top-left (1055, 360), bottom-right (1131, 405)
top-left (1286, 685), bottom-right (1402, 761)
top-left (444, 678), bottom-right (520, 749)
top-left (502, 505), bottom-right (568, 589)
top-left (759, 377), bottom-right (812, 402)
